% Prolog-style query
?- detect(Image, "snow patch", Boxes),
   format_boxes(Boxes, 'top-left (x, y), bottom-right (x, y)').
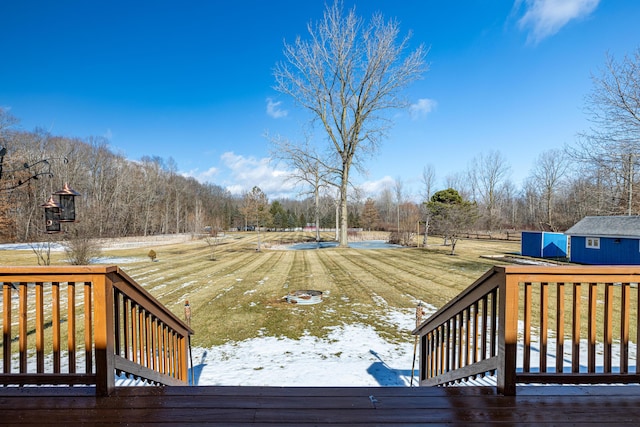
top-left (188, 323), bottom-right (415, 386)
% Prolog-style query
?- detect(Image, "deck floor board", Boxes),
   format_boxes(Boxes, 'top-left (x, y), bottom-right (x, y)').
top-left (1, 385), bottom-right (640, 425)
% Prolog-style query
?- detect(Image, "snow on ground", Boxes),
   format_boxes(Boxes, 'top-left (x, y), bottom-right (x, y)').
top-left (0, 242), bottom-right (66, 251)
top-left (0, 233), bottom-right (194, 252)
top-left (185, 306), bottom-right (428, 387)
top-left (189, 323), bottom-right (418, 387)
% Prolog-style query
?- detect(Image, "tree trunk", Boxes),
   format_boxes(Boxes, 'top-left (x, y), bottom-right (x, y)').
top-left (314, 186), bottom-right (320, 242)
top-left (628, 154), bottom-right (633, 216)
top-left (338, 172), bottom-right (349, 246)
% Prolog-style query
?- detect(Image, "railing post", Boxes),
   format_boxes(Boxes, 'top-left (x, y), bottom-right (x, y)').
top-left (94, 273), bottom-right (115, 396)
top-left (497, 272), bottom-right (518, 395)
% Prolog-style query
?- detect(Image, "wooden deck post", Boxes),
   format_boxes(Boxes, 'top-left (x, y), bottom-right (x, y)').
top-left (497, 272), bottom-right (518, 395)
top-left (94, 273), bottom-right (116, 396)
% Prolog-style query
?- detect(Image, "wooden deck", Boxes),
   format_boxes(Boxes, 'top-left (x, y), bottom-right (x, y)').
top-left (2, 385), bottom-right (640, 425)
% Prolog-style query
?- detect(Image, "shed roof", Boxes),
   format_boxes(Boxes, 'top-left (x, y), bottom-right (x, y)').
top-left (565, 215), bottom-right (640, 238)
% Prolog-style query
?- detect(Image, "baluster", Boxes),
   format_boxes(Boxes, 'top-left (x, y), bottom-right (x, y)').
top-left (620, 282), bottom-right (630, 374)
top-left (84, 281), bottom-right (93, 374)
top-left (457, 312), bottom-right (464, 370)
top-left (19, 282), bottom-right (27, 373)
top-left (52, 282), bottom-right (61, 373)
top-left (588, 283), bottom-right (597, 373)
top-left (149, 316), bottom-right (155, 371)
top-left (445, 319), bottom-right (451, 373)
top-left (540, 282), bottom-right (548, 373)
top-left (604, 283), bottom-right (613, 373)
top-left (420, 334), bottom-right (427, 381)
top-left (465, 307), bottom-right (472, 367)
top-left (490, 289), bottom-right (497, 365)
top-left (523, 282), bottom-right (531, 373)
top-left (472, 301), bottom-right (479, 365)
top-left (556, 282), bottom-right (565, 374)
top-left (114, 290), bottom-right (121, 357)
top-left (168, 331), bottom-right (175, 378)
top-left (68, 282), bottom-right (76, 374)
top-left (430, 331), bottom-right (436, 378)
top-left (157, 320), bottom-right (163, 374)
top-left (145, 313), bottom-right (152, 369)
top-left (451, 314), bottom-right (457, 370)
top-left (35, 282), bottom-right (44, 373)
top-left (480, 296), bottom-right (488, 378)
top-left (3, 282), bottom-right (12, 374)
top-left (130, 302), bottom-right (138, 364)
top-left (572, 283), bottom-right (581, 373)
top-left (164, 326), bottom-right (170, 375)
top-left (138, 307), bottom-right (145, 367)
top-left (122, 297), bottom-right (129, 360)
top-left (424, 333), bottom-right (430, 379)
top-left (481, 295), bottom-right (488, 368)
top-left (438, 326), bottom-right (445, 374)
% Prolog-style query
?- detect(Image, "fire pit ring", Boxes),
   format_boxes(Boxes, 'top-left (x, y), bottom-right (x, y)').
top-left (286, 290), bottom-right (323, 305)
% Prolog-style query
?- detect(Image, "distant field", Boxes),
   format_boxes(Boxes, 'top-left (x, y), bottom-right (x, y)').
top-left (2, 232), bottom-right (520, 347)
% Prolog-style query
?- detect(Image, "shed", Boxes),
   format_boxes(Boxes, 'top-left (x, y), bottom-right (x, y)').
top-left (565, 215), bottom-right (640, 265)
top-left (521, 231), bottom-right (568, 259)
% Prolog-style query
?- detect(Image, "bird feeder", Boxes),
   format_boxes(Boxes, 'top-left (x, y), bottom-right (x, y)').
top-left (54, 183), bottom-right (81, 222)
top-left (41, 196), bottom-right (61, 234)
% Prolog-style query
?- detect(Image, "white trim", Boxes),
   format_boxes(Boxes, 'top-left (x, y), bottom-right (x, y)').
top-left (586, 237), bottom-right (600, 249)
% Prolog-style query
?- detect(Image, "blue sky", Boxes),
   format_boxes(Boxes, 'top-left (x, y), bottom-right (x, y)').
top-left (2, 1), bottom-right (639, 201)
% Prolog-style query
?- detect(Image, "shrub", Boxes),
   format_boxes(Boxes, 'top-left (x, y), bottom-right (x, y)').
top-left (64, 233), bottom-right (102, 265)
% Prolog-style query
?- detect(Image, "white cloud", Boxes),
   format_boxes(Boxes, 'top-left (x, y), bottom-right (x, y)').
top-left (358, 176), bottom-right (396, 198)
top-left (220, 152), bottom-right (297, 198)
top-left (266, 98), bottom-right (288, 119)
top-left (182, 166), bottom-right (219, 181)
top-left (409, 98), bottom-right (437, 120)
top-left (515, 0), bottom-right (599, 44)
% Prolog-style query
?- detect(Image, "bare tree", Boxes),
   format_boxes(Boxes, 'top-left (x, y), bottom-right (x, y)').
top-left (530, 149), bottom-right (570, 231)
top-left (394, 177), bottom-right (404, 233)
top-left (270, 137), bottom-right (332, 241)
top-left (204, 229), bottom-right (220, 261)
top-left (63, 222), bottom-right (102, 265)
top-left (274, 1), bottom-right (427, 246)
top-left (241, 186), bottom-right (270, 251)
top-left (571, 48), bottom-right (640, 215)
top-left (468, 150), bottom-right (511, 231)
top-left (377, 185), bottom-right (395, 229)
top-left (420, 165), bottom-right (436, 245)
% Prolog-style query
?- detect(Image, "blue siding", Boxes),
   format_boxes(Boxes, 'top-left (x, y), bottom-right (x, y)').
top-left (521, 232), bottom-right (542, 257)
top-left (570, 236), bottom-right (640, 265)
top-left (521, 232), bottom-right (567, 258)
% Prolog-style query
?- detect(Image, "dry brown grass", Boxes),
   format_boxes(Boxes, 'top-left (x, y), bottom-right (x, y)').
top-left (2, 232), bottom-right (520, 347)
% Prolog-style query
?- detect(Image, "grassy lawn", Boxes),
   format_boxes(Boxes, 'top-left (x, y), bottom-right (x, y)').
top-left (2, 232), bottom-right (520, 348)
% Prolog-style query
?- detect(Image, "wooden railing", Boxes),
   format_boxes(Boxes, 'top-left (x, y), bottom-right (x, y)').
top-left (413, 265), bottom-right (640, 395)
top-left (0, 266), bottom-right (193, 395)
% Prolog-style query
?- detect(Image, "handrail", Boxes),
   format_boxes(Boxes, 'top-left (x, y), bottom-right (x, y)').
top-left (0, 265), bottom-right (193, 395)
top-left (413, 265), bottom-right (640, 395)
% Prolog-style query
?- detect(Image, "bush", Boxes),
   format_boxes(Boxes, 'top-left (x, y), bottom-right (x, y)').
top-left (64, 233), bottom-right (102, 265)
top-left (148, 249), bottom-right (157, 262)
